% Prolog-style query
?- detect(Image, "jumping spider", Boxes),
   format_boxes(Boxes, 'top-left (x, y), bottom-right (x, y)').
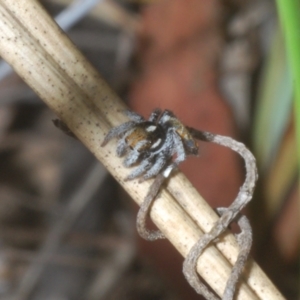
top-left (102, 108), bottom-right (257, 300)
top-left (101, 108), bottom-right (198, 181)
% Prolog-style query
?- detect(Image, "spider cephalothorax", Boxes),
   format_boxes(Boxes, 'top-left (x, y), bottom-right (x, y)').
top-left (101, 109), bottom-right (198, 181)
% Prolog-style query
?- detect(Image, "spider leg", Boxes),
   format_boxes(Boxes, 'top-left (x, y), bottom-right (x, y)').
top-left (101, 121), bottom-right (136, 147)
top-left (123, 150), bottom-right (140, 167)
top-left (125, 156), bottom-right (153, 181)
top-left (123, 140), bottom-right (149, 167)
top-left (141, 152), bottom-right (169, 181)
top-left (141, 129), bottom-right (177, 181)
top-left (116, 137), bottom-right (129, 157)
top-left (173, 131), bottom-right (186, 159)
top-left (124, 110), bottom-right (145, 122)
top-left (116, 128), bottom-right (138, 156)
top-left (148, 108), bottom-right (162, 122)
top-left (142, 127), bottom-right (188, 181)
top-left (162, 130), bottom-right (186, 178)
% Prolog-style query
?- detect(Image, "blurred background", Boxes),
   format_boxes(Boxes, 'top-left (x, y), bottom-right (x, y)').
top-left (0, 0), bottom-right (298, 299)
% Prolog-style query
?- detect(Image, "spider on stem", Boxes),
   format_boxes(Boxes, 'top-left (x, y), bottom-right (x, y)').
top-left (101, 108), bottom-right (258, 300)
top-left (101, 108), bottom-right (198, 182)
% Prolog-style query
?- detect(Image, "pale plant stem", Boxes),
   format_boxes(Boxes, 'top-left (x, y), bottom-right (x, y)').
top-left (0, 1), bottom-right (284, 299)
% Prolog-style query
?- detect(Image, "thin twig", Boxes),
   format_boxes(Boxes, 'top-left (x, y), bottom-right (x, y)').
top-left (183, 129), bottom-right (257, 299)
top-left (136, 173), bottom-right (166, 240)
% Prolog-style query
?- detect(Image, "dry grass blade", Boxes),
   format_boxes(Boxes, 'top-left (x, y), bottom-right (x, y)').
top-left (0, 0), bottom-right (284, 299)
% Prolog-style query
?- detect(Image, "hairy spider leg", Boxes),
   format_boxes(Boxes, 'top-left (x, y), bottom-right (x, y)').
top-left (102, 109), bottom-right (148, 147)
top-left (148, 108), bottom-right (162, 122)
top-left (142, 152), bottom-right (170, 181)
top-left (124, 109), bottom-right (145, 122)
top-left (125, 156), bottom-right (154, 181)
top-left (116, 132), bottom-right (132, 156)
top-left (162, 129), bottom-right (187, 178)
top-left (141, 129), bottom-right (176, 180)
top-left (173, 130), bottom-right (188, 161)
top-left (116, 126), bottom-right (147, 157)
top-left (123, 139), bottom-right (150, 167)
top-left (101, 121), bottom-right (137, 147)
